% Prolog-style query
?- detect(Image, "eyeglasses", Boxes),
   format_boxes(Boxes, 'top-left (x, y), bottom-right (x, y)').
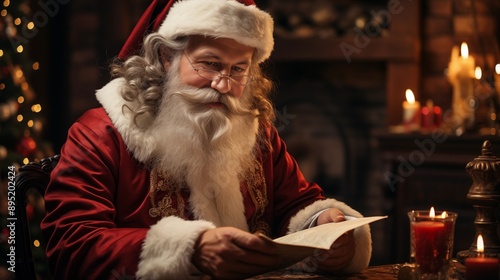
top-left (184, 53), bottom-right (252, 86)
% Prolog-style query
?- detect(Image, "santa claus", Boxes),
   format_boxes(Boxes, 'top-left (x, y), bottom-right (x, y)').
top-left (41, 0), bottom-right (372, 279)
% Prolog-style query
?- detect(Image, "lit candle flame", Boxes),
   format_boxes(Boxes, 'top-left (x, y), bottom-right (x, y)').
top-left (475, 66), bottom-right (482, 80)
top-left (496, 64), bottom-right (500, 75)
top-left (405, 89), bottom-right (415, 104)
top-left (430, 207), bottom-right (435, 218)
top-left (441, 211), bottom-right (448, 218)
top-left (477, 234), bottom-right (484, 253)
top-left (461, 42), bottom-right (469, 59)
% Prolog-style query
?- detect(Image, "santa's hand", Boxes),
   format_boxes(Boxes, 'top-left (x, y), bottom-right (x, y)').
top-left (314, 208), bottom-right (356, 272)
top-left (317, 207), bottom-right (346, 224)
top-left (191, 227), bottom-right (281, 279)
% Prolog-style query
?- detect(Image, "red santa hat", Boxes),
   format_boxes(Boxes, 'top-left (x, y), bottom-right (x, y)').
top-left (118, 0), bottom-right (274, 64)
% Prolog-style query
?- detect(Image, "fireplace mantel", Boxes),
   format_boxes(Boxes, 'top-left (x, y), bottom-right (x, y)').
top-left (270, 0), bottom-right (421, 127)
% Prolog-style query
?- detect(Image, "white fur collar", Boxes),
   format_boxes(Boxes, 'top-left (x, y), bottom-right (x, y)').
top-left (96, 78), bottom-right (157, 163)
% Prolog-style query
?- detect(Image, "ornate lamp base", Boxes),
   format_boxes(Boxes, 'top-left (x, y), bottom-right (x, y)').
top-left (456, 140), bottom-right (500, 264)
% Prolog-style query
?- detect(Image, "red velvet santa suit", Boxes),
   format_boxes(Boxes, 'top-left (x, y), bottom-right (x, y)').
top-left (41, 78), bottom-right (372, 279)
top-left (41, 0), bottom-right (372, 278)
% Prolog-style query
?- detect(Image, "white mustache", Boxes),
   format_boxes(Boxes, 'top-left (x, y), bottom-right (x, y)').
top-left (174, 88), bottom-right (255, 116)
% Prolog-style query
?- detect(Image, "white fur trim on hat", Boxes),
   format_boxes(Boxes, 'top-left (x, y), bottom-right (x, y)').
top-left (158, 0), bottom-right (274, 63)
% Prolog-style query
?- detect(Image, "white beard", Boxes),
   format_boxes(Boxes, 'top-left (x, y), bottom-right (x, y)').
top-left (149, 71), bottom-right (259, 230)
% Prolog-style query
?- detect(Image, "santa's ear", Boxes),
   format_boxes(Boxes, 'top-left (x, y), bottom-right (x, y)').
top-left (159, 46), bottom-right (172, 70)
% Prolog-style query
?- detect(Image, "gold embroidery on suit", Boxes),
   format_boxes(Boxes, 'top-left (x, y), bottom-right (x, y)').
top-left (241, 159), bottom-right (271, 236)
top-left (149, 170), bottom-right (189, 219)
top-left (149, 161), bottom-right (270, 235)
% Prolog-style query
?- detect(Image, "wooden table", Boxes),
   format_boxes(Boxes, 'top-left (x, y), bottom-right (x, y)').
top-left (250, 261), bottom-right (467, 280)
top-left (250, 264), bottom-right (399, 279)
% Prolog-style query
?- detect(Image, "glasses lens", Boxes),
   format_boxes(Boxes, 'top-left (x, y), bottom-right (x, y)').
top-left (197, 69), bottom-right (219, 80)
top-left (197, 69), bottom-right (251, 85)
top-left (230, 75), bottom-right (250, 85)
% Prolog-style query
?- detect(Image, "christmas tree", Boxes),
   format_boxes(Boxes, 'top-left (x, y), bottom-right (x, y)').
top-left (0, 1), bottom-right (53, 279)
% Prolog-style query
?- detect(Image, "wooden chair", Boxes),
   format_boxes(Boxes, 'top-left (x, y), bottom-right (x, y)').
top-left (14, 154), bottom-right (60, 280)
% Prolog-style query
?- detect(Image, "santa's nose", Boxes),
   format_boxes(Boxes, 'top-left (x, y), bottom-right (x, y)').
top-left (211, 76), bottom-right (231, 94)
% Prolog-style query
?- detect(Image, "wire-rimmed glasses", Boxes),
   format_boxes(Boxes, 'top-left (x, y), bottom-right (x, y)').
top-left (184, 54), bottom-right (252, 86)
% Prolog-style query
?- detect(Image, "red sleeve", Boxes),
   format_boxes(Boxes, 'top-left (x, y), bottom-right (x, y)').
top-left (262, 125), bottom-right (326, 236)
top-left (41, 109), bottom-right (148, 279)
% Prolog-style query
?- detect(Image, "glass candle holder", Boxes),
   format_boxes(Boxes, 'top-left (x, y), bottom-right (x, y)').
top-left (408, 210), bottom-right (458, 280)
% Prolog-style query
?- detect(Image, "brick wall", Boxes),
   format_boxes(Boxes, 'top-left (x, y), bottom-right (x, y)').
top-left (422, 0), bottom-right (499, 111)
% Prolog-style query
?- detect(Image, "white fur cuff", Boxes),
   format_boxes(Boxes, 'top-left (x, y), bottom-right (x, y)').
top-left (287, 199), bottom-right (372, 274)
top-left (136, 216), bottom-right (216, 279)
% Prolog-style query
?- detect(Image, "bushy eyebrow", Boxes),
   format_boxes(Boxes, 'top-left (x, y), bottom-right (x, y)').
top-left (193, 51), bottom-right (251, 67)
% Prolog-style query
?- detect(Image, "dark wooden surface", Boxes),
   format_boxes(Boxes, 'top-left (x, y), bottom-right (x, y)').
top-left (251, 261), bottom-right (467, 279)
top-left (250, 264), bottom-right (399, 279)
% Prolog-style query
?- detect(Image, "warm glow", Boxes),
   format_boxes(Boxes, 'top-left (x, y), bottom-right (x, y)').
top-left (475, 67), bottom-right (482, 80)
top-left (496, 64), bottom-right (500, 75)
top-left (31, 104), bottom-right (41, 113)
top-left (21, 82), bottom-right (28, 90)
top-left (33, 120), bottom-right (43, 132)
top-left (0, 83), bottom-right (5, 90)
top-left (27, 21), bottom-right (34, 30)
top-left (434, 106), bottom-right (442, 115)
top-left (32, 62), bottom-right (39, 70)
top-left (477, 234), bottom-right (484, 253)
top-left (430, 207), bottom-right (435, 218)
top-left (3, 0), bottom-right (10, 7)
top-left (17, 96), bottom-right (24, 103)
top-left (355, 18), bottom-right (365, 29)
top-left (15, 69), bottom-right (23, 78)
top-left (13, 17), bottom-right (21, 25)
top-left (0, 146), bottom-right (6, 158)
top-left (0, 49), bottom-right (3, 57)
top-left (27, 120), bottom-right (34, 127)
top-left (405, 89), bottom-right (415, 104)
top-left (33, 239), bottom-right (40, 247)
top-left (23, 158), bottom-right (29, 165)
top-left (461, 42), bottom-right (469, 59)
top-left (0, 9), bottom-right (6, 16)
top-left (16, 45), bottom-right (23, 53)
top-left (441, 211), bottom-right (448, 218)
top-left (422, 107), bottom-right (429, 115)
top-left (16, 114), bottom-right (23, 122)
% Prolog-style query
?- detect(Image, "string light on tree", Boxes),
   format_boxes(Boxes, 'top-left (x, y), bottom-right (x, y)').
top-left (0, 4), bottom-right (54, 276)
top-left (0, 0), bottom-right (53, 173)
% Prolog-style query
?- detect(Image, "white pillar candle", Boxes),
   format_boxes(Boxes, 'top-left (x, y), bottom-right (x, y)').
top-left (402, 89), bottom-right (421, 131)
top-left (447, 42), bottom-right (476, 129)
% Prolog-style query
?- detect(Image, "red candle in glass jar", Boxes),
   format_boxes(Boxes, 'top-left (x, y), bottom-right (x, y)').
top-left (465, 234), bottom-right (499, 280)
top-left (412, 220), bottom-right (447, 273)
